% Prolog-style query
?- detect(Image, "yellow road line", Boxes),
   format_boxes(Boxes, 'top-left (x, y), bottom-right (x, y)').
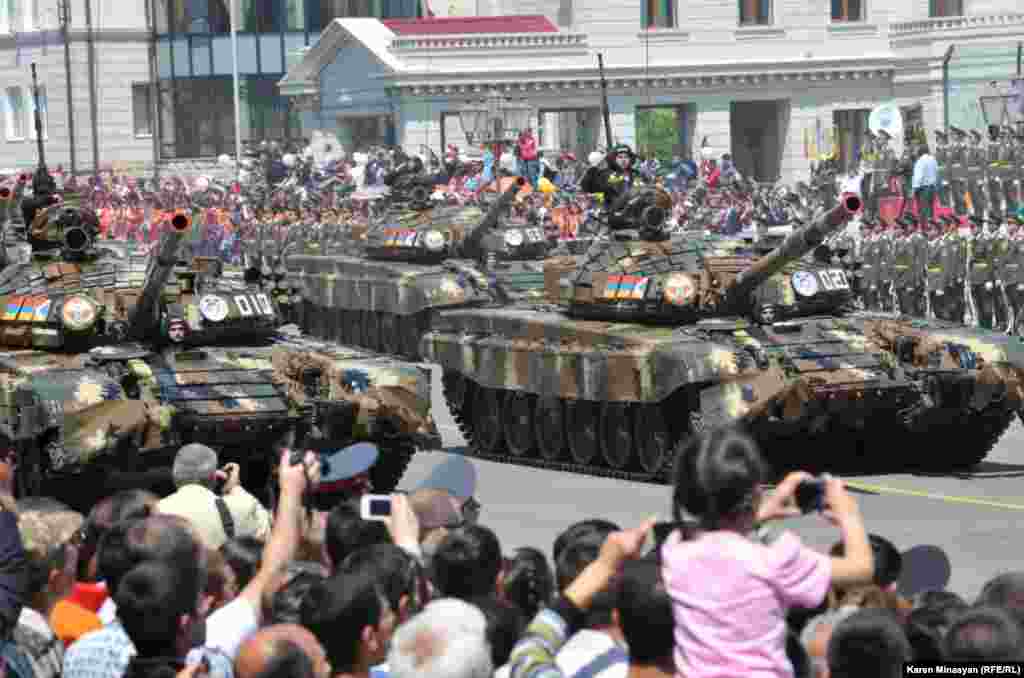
top-left (841, 480), bottom-right (1024, 511)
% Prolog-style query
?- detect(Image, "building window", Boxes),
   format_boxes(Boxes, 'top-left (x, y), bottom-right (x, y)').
top-left (834, 109), bottom-right (869, 176)
top-left (739, 0), bottom-right (771, 25)
top-left (5, 87), bottom-right (25, 140)
top-left (929, 0), bottom-right (962, 17)
top-left (169, 0), bottom-right (231, 34)
top-left (27, 84), bottom-right (46, 139)
top-left (0, 0), bottom-right (16, 32)
top-left (132, 83), bottom-right (153, 137)
top-left (240, 0), bottom-right (284, 32)
top-left (642, 0), bottom-right (673, 29)
top-left (286, 0), bottom-right (305, 30)
top-left (831, 0), bottom-right (862, 21)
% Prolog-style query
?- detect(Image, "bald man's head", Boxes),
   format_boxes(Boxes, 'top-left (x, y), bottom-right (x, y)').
top-left (236, 624), bottom-right (329, 678)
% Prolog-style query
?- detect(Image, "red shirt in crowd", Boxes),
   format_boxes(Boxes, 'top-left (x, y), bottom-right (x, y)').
top-left (518, 133), bottom-right (538, 161)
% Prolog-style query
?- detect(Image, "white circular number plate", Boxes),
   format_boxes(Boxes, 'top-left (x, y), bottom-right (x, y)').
top-left (199, 295), bottom-right (230, 322)
top-left (791, 271), bottom-right (819, 297)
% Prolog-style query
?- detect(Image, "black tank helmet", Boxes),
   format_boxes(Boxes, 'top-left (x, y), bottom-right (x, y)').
top-left (606, 144), bottom-right (636, 172)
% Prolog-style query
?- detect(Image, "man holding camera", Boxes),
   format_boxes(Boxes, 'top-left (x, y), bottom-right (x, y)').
top-left (156, 443), bottom-right (273, 550)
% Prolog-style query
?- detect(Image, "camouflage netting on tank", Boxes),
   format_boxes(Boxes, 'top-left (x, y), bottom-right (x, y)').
top-left (269, 348), bottom-right (436, 442)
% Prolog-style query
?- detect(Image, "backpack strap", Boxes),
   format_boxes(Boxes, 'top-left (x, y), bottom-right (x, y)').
top-left (214, 497), bottom-right (235, 540)
top-left (572, 645), bottom-right (628, 678)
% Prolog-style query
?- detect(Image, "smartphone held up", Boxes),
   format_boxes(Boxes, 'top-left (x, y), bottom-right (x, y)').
top-left (360, 494), bottom-right (392, 521)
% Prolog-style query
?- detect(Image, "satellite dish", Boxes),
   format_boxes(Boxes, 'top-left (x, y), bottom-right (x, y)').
top-left (869, 103), bottom-right (905, 156)
top-left (282, 154), bottom-right (297, 168)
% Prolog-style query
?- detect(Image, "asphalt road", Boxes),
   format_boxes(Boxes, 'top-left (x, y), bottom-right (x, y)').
top-left (398, 366), bottom-right (1024, 602)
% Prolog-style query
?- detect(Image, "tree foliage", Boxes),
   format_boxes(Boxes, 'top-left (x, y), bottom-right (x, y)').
top-left (635, 107), bottom-right (680, 162)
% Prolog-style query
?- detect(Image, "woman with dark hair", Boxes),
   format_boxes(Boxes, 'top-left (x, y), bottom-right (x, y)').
top-left (502, 547), bottom-right (554, 622)
top-left (662, 429), bottom-right (874, 678)
top-left (221, 538), bottom-right (264, 594)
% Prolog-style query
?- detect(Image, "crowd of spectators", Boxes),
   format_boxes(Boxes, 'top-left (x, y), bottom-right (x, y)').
top-left (0, 429), bottom-right (1019, 678)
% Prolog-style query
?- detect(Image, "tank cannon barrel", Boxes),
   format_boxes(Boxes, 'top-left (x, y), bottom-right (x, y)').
top-left (63, 225), bottom-right (93, 254)
top-left (726, 194), bottom-right (862, 303)
top-left (127, 211), bottom-right (191, 338)
top-left (462, 178), bottom-right (527, 260)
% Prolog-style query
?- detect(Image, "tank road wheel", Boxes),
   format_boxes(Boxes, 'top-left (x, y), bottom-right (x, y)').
top-left (600, 403), bottom-right (635, 469)
top-left (380, 313), bottom-right (400, 356)
top-left (536, 397), bottom-right (567, 461)
top-left (369, 440), bottom-right (415, 493)
top-left (502, 391), bottom-right (537, 457)
top-left (441, 372), bottom-right (475, 443)
top-left (473, 388), bottom-right (506, 454)
top-left (361, 311), bottom-right (381, 351)
top-left (635, 404), bottom-right (673, 475)
top-left (342, 310), bottom-right (361, 346)
top-left (566, 400), bottom-right (600, 465)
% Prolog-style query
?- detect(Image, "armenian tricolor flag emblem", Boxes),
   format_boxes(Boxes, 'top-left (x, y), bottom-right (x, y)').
top-left (631, 277), bottom-right (649, 300)
top-left (33, 299), bottom-right (51, 323)
top-left (616, 276), bottom-right (638, 299)
top-left (3, 296), bottom-right (23, 321)
top-left (603, 275), bottom-right (622, 298)
top-left (17, 296), bottom-right (42, 322)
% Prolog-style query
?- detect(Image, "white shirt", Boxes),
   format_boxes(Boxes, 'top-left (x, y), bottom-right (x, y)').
top-left (157, 484), bottom-right (272, 550)
top-left (555, 629), bottom-right (629, 678)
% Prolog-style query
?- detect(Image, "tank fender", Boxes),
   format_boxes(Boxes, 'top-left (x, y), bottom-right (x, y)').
top-left (269, 345), bottom-right (441, 449)
top-left (422, 326), bottom-right (780, 404)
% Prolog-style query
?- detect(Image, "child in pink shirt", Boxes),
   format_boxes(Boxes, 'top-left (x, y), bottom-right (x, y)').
top-left (660, 430), bottom-right (874, 678)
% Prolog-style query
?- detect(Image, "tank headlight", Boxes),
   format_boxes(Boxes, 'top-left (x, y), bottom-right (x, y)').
top-left (423, 230), bottom-right (445, 251)
top-left (61, 295), bottom-right (97, 331)
top-left (791, 271), bottom-right (820, 297)
top-left (504, 230), bottom-right (525, 247)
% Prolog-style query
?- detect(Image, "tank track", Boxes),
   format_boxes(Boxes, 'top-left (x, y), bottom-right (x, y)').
top-left (442, 371), bottom-right (1014, 481)
top-left (442, 372), bottom-right (677, 485)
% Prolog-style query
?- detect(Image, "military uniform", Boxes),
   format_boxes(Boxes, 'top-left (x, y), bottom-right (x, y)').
top-left (969, 225), bottom-right (1003, 329)
top-left (1001, 225), bottom-right (1024, 333)
top-left (966, 131), bottom-right (989, 220)
top-left (997, 131), bottom-right (1020, 216)
top-left (948, 128), bottom-right (970, 216)
top-left (859, 227), bottom-right (884, 311)
top-left (893, 226), bottom-right (927, 316)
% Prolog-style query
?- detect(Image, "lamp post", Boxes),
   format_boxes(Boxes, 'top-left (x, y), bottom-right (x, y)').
top-left (456, 89), bottom-right (533, 172)
top-left (979, 79), bottom-right (1024, 139)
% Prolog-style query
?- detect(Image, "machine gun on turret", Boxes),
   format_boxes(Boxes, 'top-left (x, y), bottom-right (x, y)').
top-left (126, 211), bottom-right (192, 339)
top-left (604, 186), bottom-right (673, 238)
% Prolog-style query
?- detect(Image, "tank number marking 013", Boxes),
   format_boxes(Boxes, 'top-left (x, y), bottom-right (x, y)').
top-left (233, 294), bottom-right (275, 317)
top-left (525, 228), bottom-right (545, 243)
top-left (818, 269), bottom-right (849, 291)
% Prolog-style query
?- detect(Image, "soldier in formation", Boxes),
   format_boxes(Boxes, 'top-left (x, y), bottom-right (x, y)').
top-left (831, 126), bottom-right (1024, 332)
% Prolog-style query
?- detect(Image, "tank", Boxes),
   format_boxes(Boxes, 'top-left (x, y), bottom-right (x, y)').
top-left (421, 187), bottom-right (1024, 478)
top-left (0, 206), bottom-right (440, 503)
top-left (289, 176), bottom-right (558, 359)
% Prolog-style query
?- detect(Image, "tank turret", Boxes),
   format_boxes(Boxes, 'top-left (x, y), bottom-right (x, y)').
top-left (461, 177), bottom-right (527, 261)
top-left (562, 191), bottom-right (862, 324)
top-left (126, 211), bottom-right (191, 338)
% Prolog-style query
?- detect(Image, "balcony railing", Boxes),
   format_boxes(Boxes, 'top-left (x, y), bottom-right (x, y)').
top-left (389, 32), bottom-right (588, 52)
top-left (890, 12), bottom-right (1024, 37)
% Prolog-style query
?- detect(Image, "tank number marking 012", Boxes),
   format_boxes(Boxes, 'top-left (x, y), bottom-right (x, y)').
top-left (233, 294), bottom-right (275, 317)
top-left (818, 269), bottom-right (849, 291)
